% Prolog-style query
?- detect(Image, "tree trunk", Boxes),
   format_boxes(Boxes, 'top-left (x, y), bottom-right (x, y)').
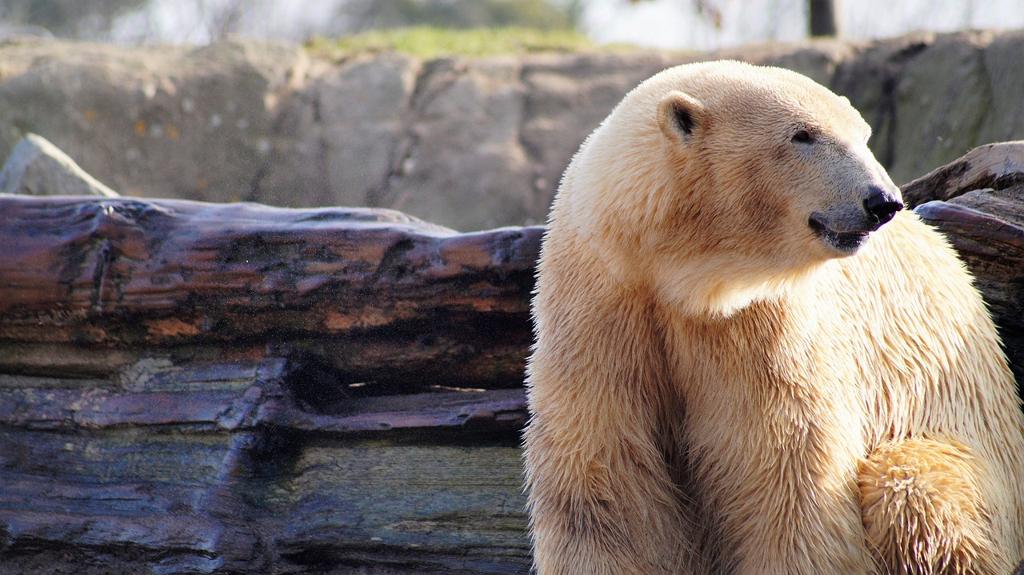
top-left (809, 0), bottom-right (840, 37)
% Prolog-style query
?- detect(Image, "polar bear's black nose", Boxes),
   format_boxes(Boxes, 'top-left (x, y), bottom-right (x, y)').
top-left (863, 186), bottom-right (903, 226)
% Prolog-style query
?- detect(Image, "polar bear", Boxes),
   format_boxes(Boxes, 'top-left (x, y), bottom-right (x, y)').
top-left (522, 60), bottom-right (1024, 574)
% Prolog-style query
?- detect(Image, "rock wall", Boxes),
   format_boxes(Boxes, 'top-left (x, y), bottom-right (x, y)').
top-left (1, 31), bottom-right (1022, 230)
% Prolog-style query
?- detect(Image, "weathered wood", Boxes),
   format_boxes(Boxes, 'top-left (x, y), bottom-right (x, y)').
top-left (0, 196), bottom-right (542, 389)
top-left (899, 141), bottom-right (1024, 382)
top-left (915, 184), bottom-right (1024, 382)
top-left (0, 371), bottom-right (526, 435)
top-left (901, 141), bottom-right (1024, 207)
top-left (0, 430), bottom-right (530, 574)
top-left (0, 196), bottom-right (538, 573)
top-left (0, 355), bottom-right (531, 574)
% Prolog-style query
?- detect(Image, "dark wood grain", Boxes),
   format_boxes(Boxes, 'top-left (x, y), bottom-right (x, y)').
top-left (0, 357), bottom-right (532, 574)
top-left (901, 141), bottom-right (1024, 207)
top-left (0, 196), bottom-right (542, 389)
top-left (915, 185), bottom-right (1024, 382)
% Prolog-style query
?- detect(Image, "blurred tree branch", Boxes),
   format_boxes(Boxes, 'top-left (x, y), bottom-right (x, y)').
top-left (628, 0), bottom-right (841, 37)
top-left (627, 0), bottom-right (722, 29)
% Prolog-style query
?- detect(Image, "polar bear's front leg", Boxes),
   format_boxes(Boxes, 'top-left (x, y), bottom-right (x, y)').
top-left (523, 410), bottom-right (698, 575)
top-left (523, 344), bottom-right (703, 574)
top-left (677, 359), bottom-right (876, 574)
top-left (858, 438), bottom-right (1007, 575)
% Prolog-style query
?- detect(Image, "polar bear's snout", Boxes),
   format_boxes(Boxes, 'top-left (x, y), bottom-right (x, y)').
top-left (806, 152), bottom-right (904, 255)
top-left (808, 183), bottom-right (902, 254)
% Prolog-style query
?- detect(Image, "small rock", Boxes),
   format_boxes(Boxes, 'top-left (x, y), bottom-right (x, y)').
top-left (0, 133), bottom-right (119, 197)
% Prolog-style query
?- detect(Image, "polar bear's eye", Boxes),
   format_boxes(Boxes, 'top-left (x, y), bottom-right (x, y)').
top-left (792, 130), bottom-right (814, 144)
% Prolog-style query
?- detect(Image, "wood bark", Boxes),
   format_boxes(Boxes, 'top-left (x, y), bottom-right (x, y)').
top-left (0, 196), bottom-right (541, 388)
top-left (901, 141), bottom-right (1024, 207)
top-left (914, 184), bottom-right (1024, 383)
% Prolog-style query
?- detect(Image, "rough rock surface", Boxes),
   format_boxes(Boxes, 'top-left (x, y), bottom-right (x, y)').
top-left (0, 133), bottom-right (118, 197)
top-left (0, 40), bottom-right (304, 204)
top-left (3, 31), bottom-right (1024, 229)
top-left (2, 144), bottom-right (1024, 573)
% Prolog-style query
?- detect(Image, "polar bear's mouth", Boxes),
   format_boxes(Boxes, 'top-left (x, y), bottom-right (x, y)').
top-left (808, 215), bottom-right (869, 252)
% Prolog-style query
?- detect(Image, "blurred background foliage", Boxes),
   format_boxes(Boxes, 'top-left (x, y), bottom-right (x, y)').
top-left (306, 27), bottom-right (597, 59)
top-left (340, 0), bottom-right (584, 31)
top-left (0, 0), bottom-right (147, 39)
top-left (0, 1), bottom-right (1020, 54)
top-left (0, 0), bottom-right (587, 46)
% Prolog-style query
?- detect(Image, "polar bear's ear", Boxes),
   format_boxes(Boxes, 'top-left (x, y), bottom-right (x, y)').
top-left (657, 91), bottom-right (706, 144)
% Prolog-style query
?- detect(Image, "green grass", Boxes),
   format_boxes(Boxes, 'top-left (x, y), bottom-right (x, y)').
top-left (307, 26), bottom-right (627, 59)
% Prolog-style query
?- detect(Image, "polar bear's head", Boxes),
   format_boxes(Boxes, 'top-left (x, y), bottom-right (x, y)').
top-left (565, 61), bottom-right (903, 315)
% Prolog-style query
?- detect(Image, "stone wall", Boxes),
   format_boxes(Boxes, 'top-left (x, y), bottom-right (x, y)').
top-left (1, 30), bottom-right (1022, 230)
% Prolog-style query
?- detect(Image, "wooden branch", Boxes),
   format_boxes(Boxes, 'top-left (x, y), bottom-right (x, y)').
top-left (0, 431), bottom-right (531, 574)
top-left (0, 365), bottom-right (527, 435)
top-left (901, 141), bottom-right (1024, 207)
top-left (0, 357), bottom-right (532, 574)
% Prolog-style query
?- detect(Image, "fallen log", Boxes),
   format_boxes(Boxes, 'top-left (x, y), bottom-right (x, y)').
top-left (915, 185), bottom-right (1024, 382)
top-left (901, 144), bottom-right (1024, 383)
top-left (0, 196), bottom-right (542, 388)
top-left (0, 195), bottom-right (539, 573)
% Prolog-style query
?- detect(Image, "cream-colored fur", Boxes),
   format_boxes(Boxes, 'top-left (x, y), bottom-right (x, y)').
top-left (523, 61), bottom-right (1024, 574)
